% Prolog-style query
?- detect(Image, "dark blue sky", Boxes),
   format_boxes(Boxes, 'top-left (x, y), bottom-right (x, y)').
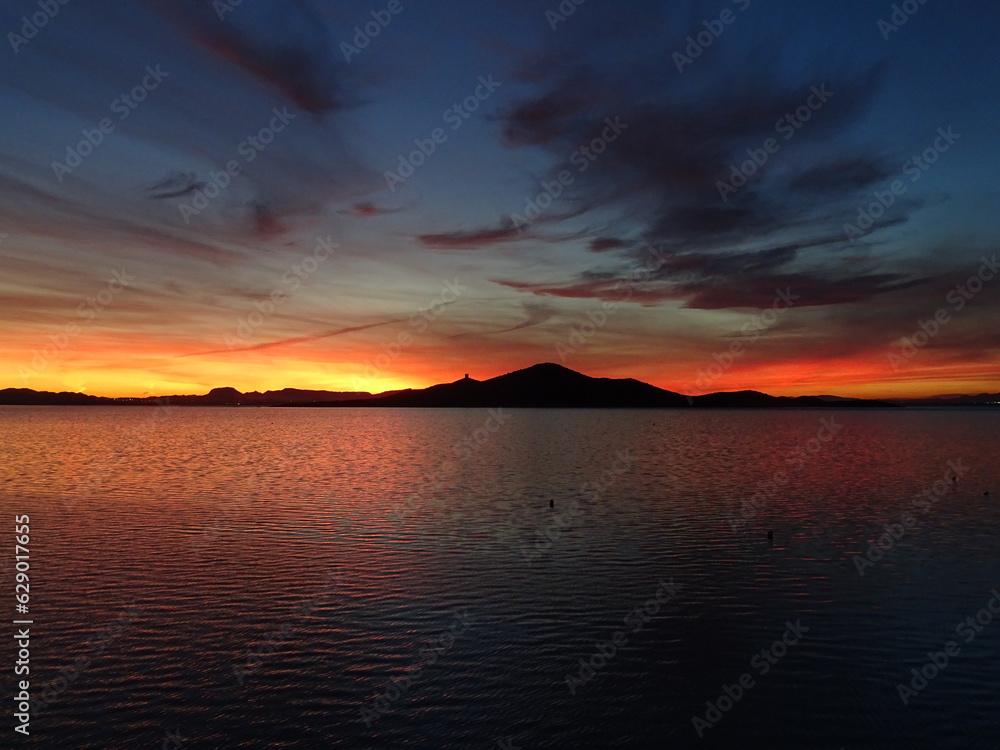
top-left (1, 0), bottom-right (998, 397)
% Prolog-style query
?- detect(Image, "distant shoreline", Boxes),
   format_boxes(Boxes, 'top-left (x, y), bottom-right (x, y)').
top-left (3, 362), bottom-right (997, 409)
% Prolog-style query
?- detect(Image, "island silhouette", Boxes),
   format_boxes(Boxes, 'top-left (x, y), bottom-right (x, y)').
top-left (4, 362), bottom-right (997, 408)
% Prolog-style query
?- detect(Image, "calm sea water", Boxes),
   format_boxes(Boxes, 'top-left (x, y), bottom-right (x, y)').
top-left (1, 406), bottom-right (999, 749)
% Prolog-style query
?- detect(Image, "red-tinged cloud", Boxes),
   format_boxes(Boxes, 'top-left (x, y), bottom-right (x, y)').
top-left (496, 278), bottom-right (671, 306)
top-left (419, 225), bottom-right (527, 250)
top-left (589, 237), bottom-right (634, 253)
top-left (179, 319), bottom-right (411, 357)
top-left (348, 202), bottom-right (401, 218)
top-left (154, 0), bottom-right (347, 115)
top-left (676, 273), bottom-right (927, 310)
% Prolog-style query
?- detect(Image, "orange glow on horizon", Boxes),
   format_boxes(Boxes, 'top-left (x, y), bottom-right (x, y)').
top-left (2, 317), bottom-right (997, 400)
top-left (4, 349), bottom-right (997, 401)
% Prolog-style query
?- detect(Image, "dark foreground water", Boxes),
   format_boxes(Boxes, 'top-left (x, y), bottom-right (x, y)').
top-left (1, 406), bottom-right (999, 749)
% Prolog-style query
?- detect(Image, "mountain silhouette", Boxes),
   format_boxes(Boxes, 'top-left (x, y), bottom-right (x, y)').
top-left (0, 386), bottom-right (375, 407)
top-left (309, 362), bottom-right (690, 408)
top-left (890, 392), bottom-right (1000, 406)
top-left (177, 387), bottom-right (377, 406)
top-left (0, 388), bottom-right (115, 406)
top-left (3, 363), bottom-right (987, 407)
top-left (293, 363), bottom-right (892, 409)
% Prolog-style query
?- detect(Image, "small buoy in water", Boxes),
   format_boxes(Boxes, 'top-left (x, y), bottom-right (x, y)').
top-left (550, 499), bottom-right (554, 508)
top-left (986, 491), bottom-right (991, 497)
top-left (767, 529), bottom-right (774, 542)
top-left (952, 476), bottom-right (958, 484)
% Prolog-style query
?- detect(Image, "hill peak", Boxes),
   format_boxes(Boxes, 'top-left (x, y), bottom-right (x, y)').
top-left (207, 387), bottom-right (242, 396)
top-left (497, 362), bottom-right (588, 380)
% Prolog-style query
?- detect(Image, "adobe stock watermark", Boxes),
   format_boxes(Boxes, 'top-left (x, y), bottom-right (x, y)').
top-left (673, 0), bottom-right (752, 73)
top-left (60, 399), bottom-right (176, 515)
top-left (354, 278), bottom-right (466, 387)
top-left (896, 588), bottom-right (999, 705)
top-left (51, 65), bottom-right (169, 182)
top-left (192, 440), bottom-right (306, 557)
top-left (683, 287), bottom-right (799, 398)
top-left (717, 85), bottom-right (833, 201)
top-left (224, 236), bottom-right (338, 350)
top-left (878, 0), bottom-right (932, 41)
top-left (517, 449), bottom-right (635, 563)
top-left (233, 571), bottom-right (341, 685)
top-left (575, 447), bottom-right (636, 502)
top-left (556, 244), bottom-right (671, 362)
top-left (546, 0), bottom-right (587, 31)
top-left (724, 416), bottom-right (843, 533)
top-left (452, 408), bottom-right (511, 460)
top-left (384, 75), bottom-right (502, 191)
top-left (887, 256), bottom-right (997, 371)
top-left (692, 619), bottom-right (810, 737)
top-left (159, 728), bottom-right (184, 750)
top-left (19, 268), bottom-right (135, 383)
top-left (843, 126), bottom-right (959, 242)
top-left (360, 609), bottom-right (474, 726)
top-left (389, 408), bottom-right (501, 526)
top-left (340, 0), bottom-right (413, 63)
top-left (430, 410), bottom-right (512, 527)
top-left (213, 0), bottom-right (243, 20)
top-left (28, 602), bottom-right (143, 719)
top-left (510, 116), bottom-right (628, 230)
top-left (178, 106), bottom-right (297, 223)
top-left (7, 0), bottom-right (72, 54)
top-left (853, 459), bottom-right (968, 576)
top-left (389, 461), bottom-right (459, 527)
top-left (564, 579), bottom-right (680, 695)
top-left (497, 494), bottom-right (583, 562)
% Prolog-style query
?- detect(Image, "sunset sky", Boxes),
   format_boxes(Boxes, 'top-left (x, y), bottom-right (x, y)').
top-left (1, 0), bottom-right (998, 399)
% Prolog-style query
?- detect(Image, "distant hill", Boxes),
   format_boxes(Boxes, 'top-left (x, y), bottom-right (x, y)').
top-left (691, 390), bottom-right (888, 408)
top-left (157, 387), bottom-right (378, 406)
top-left (0, 388), bottom-right (117, 406)
top-left (290, 363), bottom-right (895, 409)
top-left (299, 362), bottom-right (690, 408)
top-left (0, 386), bottom-right (376, 407)
top-left (889, 393), bottom-right (1000, 407)
top-left (1, 364), bottom-right (991, 407)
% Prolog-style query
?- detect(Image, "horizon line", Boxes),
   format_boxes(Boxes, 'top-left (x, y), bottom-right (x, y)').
top-left (3, 362), bottom-right (998, 403)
